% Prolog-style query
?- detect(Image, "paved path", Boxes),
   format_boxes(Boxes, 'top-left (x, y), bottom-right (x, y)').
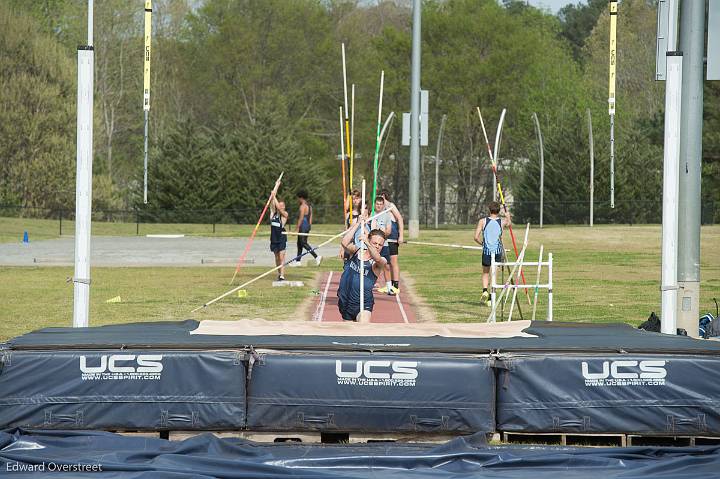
top-left (0, 236), bottom-right (338, 267)
top-left (311, 272), bottom-right (417, 323)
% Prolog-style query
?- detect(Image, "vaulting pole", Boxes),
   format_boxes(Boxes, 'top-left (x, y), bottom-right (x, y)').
top-left (342, 44), bottom-right (352, 215)
top-left (339, 106), bottom-right (348, 223)
top-left (350, 83), bottom-right (355, 194)
top-left (229, 172), bottom-right (283, 285)
top-left (360, 179), bottom-right (366, 320)
top-left (478, 108), bottom-right (530, 303)
top-left (608, 0), bottom-right (617, 208)
top-left (143, 0), bottom-right (152, 204)
top-left (371, 70), bottom-right (385, 213)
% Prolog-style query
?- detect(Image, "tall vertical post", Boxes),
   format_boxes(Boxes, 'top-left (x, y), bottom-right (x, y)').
top-left (588, 109), bottom-right (594, 227)
top-left (660, 0), bottom-right (682, 335)
top-left (408, 0), bottom-right (421, 239)
top-left (143, 1), bottom-right (152, 204)
top-left (73, 0), bottom-right (94, 328)
top-left (531, 112), bottom-right (544, 228)
top-left (435, 114), bottom-right (447, 229)
top-left (677, 0), bottom-right (705, 337)
top-left (608, 0), bottom-right (617, 209)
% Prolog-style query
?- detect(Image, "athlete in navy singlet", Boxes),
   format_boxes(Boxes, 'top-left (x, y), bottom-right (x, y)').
top-left (337, 217), bottom-right (387, 322)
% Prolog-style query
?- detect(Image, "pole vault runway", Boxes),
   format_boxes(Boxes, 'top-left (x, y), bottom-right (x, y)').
top-left (312, 272), bottom-right (417, 323)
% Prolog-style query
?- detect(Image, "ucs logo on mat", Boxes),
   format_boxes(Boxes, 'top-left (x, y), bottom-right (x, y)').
top-left (79, 354), bottom-right (163, 381)
top-left (581, 360), bottom-right (666, 387)
top-left (335, 360), bottom-right (418, 387)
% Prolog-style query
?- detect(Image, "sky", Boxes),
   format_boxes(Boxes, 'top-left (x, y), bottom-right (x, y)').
top-left (525, 0), bottom-right (586, 15)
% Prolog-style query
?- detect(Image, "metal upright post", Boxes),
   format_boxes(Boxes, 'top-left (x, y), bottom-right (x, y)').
top-left (435, 114), bottom-right (447, 229)
top-left (73, 0), bottom-right (94, 328)
top-left (408, 0), bottom-right (421, 239)
top-left (660, 0), bottom-right (682, 335)
top-left (677, 0), bottom-right (705, 337)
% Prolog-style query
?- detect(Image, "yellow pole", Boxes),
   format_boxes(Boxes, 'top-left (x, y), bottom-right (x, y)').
top-left (142, 0), bottom-right (152, 204)
top-left (608, 0), bottom-right (617, 208)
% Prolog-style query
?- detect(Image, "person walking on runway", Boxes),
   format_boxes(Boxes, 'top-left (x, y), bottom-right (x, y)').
top-left (293, 190), bottom-right (322, 266)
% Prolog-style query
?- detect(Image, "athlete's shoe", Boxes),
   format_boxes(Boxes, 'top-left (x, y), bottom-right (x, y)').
top-left (480, 290), bottom-right (490, 303)
top-left (388, 286), bottom-right (399, 296)
top-left (277, 275), bottom-right (286, 281)
top-left (315, 255), bottom-right (323, 266)
top-left (377, 285), bottom-right (389, 294)
top-left (289, 260), bottom-right (302, 267)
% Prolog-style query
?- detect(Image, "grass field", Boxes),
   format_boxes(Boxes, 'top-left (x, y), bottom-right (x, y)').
top-left (0, 218), bottom-right (718, 342)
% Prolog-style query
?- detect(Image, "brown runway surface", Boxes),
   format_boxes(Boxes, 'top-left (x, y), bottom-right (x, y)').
top-left (311, 272), bottom-right (417, 323)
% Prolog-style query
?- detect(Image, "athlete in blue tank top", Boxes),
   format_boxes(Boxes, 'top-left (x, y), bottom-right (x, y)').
top-left (474, 201), bottom-right (511, 305)
top-left (337, 216), bottom-right (388, 322)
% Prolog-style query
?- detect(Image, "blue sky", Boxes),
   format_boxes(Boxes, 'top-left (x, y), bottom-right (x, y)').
top-left (526, 0), bottom-right (586, 15)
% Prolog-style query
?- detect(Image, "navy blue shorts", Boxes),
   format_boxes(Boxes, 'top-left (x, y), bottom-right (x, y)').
top-left (270, 242), bottom-right (286, 253)
top-left (380, 246), bottom-right (391, 264)
top-left (482, 251), bottom-right (503, 267)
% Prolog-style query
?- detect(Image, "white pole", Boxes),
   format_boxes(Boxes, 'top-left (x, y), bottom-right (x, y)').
top-left (547, 253), bottom-right (553, 321)
top-left (492, 109), bottom-right (506, 202)
top-left (73, 0), bottom-right (94, 328)
top-left (87, 0), bottom-right (93, 45)
top-left (660, 0), bottom-right (682, 335)
top-left (359, 180), bottom-right (366, 322)
top-left (588, 109), bottom-right (594, 227)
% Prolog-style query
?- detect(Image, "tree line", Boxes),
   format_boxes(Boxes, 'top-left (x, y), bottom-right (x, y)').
top-left (0, 0), bottom-right (718, 224)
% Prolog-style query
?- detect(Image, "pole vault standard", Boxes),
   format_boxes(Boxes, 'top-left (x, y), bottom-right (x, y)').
top-left (371, 71), bottom-right (385, 212)
top-left (142, 0), bottom-right (152, 204)
top-left (193, 206), bottom-right (395, 313)
top-left (229, 172), bottom-right (283, 285)
top-left (341, 43), bottom-right (352, 215)
top-left (477, 108), bottom-right (530, 303)
top-left (608, 0), bottom-right (617, 208)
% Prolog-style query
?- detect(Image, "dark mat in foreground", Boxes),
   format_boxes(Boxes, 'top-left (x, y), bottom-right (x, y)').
top-left (1, 429), bottom-right (719, 479)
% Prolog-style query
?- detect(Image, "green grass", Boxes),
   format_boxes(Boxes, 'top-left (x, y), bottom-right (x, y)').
top-left (0, 221), bottom-right (719, 341)
top-left (402, 225), bottom-right (720, 325)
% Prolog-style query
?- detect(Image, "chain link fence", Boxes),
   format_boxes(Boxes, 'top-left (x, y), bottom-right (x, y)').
top-left (0, 199), bottom-right (716, 235)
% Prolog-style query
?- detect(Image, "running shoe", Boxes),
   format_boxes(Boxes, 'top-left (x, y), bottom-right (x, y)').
top-left (377, 285), bottom-right (389, 294)
top-left (480, 290), bottom-right (490, 302)
top-left (389, 285), bottom-right (400, 296)
top-left (315, 255), bottom-right (323, 266)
